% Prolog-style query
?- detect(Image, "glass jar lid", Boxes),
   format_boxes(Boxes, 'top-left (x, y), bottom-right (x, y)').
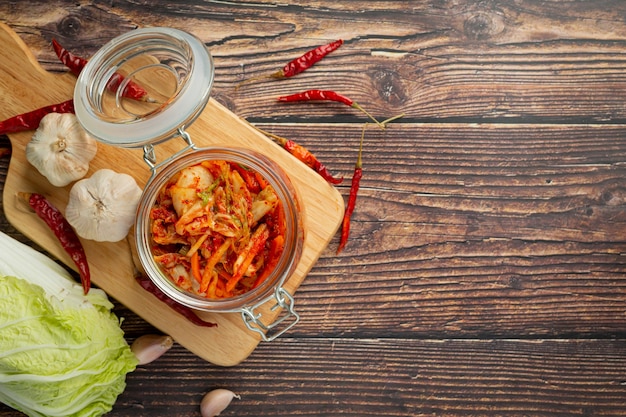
top-left (73, 27), bottom-right (214, 147)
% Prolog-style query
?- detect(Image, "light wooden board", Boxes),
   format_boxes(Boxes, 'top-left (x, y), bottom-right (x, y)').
top-left (0, 23), bottom-right (344, 366)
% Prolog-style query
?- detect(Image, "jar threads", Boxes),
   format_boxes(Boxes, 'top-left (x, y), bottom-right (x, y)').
top-left (74, 27), bottom-right (214, 147)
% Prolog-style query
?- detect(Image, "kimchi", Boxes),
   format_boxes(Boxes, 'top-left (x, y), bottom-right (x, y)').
top-left (149, 160), bottom-right (286, 299)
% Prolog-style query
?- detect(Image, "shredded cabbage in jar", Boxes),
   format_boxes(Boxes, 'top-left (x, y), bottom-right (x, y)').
top-left (150, 160), bottom-right (286, 299)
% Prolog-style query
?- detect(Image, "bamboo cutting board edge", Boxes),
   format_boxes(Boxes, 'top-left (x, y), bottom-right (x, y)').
top-left (0, 23), bottom-right (345, 366)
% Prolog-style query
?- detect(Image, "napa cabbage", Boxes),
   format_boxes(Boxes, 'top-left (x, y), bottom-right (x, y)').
top-left (0, 231), bottom-right (137, 417)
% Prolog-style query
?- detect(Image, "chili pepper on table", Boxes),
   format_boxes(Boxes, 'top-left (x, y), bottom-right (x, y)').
top-left (272, 39), bottom-right (344, 79)
top-left (237, 39), bottom-right (343, 88)
top-left (19, 192), bottom-right (91, 294)
top-left (135, 273), bottom-right (218, 328)
top-left (0, 99), bottom-right (74, 135)
top-left (250, 124), bottom-right (343, 184)
top-left (337, 124), bottom-right (366, 254)
top-left (52, 38), bottom-right (151, 102)
top-left (277, 89), bottom-right (384, 128)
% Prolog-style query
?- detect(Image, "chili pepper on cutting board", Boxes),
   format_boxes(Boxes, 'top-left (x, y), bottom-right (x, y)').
top-left (52, 38), bottom-right (152, 102)
top-left (19, 192), bottom-right (91, 294)
top-left (0, 99), bottom-right (74, 135)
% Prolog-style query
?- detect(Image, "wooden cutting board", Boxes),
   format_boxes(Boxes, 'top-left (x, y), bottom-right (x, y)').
top-left (0, 23), bottom-right (344, 366)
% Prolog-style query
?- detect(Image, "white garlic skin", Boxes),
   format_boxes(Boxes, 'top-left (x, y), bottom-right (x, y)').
top-left (26, 113), bottom-right (97, 187)
top-left (130, 334), bottom-right (174, 365)
top-left (200, 388), bottom-right (240, 417)
top-left (65, 168), bottom-right (142, 242)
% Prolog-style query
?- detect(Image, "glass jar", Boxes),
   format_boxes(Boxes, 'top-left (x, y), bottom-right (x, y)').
top-left (73, 27), bottom-right (304, 341)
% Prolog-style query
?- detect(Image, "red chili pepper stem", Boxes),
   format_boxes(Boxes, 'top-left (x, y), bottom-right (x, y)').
top-left (18, 192), bottom-right (91, 294)
top-left (351, 102), bottom-right (385, 129)
top-left (337, 124), bottom-right (366, 254)
top-left (252, 126), bottom-right (288, 147)
top-left (379, 113), bottom-right (406, 127)
top-left (277, 90), bottom-right (386, 129)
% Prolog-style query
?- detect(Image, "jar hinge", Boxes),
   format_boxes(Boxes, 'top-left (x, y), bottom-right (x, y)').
top-left (241, 287), bottom-right (300, 342)
top-left (143, 127), bottom-right (196, 179)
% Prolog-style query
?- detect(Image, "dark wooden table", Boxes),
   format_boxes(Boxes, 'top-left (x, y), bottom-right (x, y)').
top-left (2, 1), bottom-right (626, 416)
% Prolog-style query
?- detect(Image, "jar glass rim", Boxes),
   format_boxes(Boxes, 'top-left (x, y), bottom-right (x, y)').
top-left (73, 27), bottom-right (214, 147)
top-left (135, 147), bottom-right (304, 312)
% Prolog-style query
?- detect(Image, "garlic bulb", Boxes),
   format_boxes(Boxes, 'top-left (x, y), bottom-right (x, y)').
top-left (65, 169), bottom-right (142, 242)
top-left (26, 113), bottom-right (97, 187)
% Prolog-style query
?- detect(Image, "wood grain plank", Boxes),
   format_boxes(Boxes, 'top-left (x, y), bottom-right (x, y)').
top-left (3, 337), bottom-right (624, 416)
top-left (4, 118), bottom-right (626, 340)
top-left (2, 2), bottom-right (626, 416)
top-left (4, 1), bottom-right (626, 122)
top-left (249, 123), bottom-right (626, 338)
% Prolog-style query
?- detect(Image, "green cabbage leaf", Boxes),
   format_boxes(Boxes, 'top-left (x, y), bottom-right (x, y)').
top-left (0, 231), bottom-right (137, 417)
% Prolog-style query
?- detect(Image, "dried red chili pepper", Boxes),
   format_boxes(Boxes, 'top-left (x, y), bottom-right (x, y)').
top-left (272, 39), bottom-right (343, 79)
top-left (20, 192), bottom-right (91, 294)
top-left (52, 38), bottom-right (151, 102)
top-left (337, 125), bottom-right (366, 254)
top-left (283, 140), bottom-right (344, 184)
top-left (277, 89), bottom-right (384, 128)
top-left (135, 273), bottom-right (218, 328)
top-left (0, 99), bottom-right (74, 135)
top-left (51, 39), bottom-right (86, 76)
top-left (237, 39), bottom-right (343, 88)
top-left (103, 72), bottom-right (153, 102)
top-left (251, 125), bottom-right (343, 184)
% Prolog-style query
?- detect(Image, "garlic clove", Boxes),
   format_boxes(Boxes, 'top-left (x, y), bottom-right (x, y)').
top-left (130, 334), bottom-right (174, 365)
top-left (25, 113), bottom-right (97, 187)
top-left (200, 388), bottom-right (240, 417)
